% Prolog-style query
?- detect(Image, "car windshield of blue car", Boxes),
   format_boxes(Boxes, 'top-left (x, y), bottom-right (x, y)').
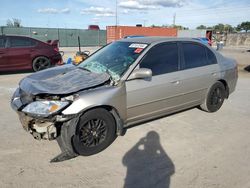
top-left (78, 41), bottom-right (148, 81)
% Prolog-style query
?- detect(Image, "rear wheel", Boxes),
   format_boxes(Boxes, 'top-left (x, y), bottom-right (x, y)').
top-left (72, 108), bottom-right (117, 156)
top-left (200, 81), bottom-right (226, 112)
top-left (32, 56), bottom-right (51, 72)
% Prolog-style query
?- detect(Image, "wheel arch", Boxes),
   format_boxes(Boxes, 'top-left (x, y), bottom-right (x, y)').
top-left (77, 105), bottom-right (126, 136)
top-left (32, 55), bottom-right (50, 64)
top-left (218, 79), bottom-right (229, 98)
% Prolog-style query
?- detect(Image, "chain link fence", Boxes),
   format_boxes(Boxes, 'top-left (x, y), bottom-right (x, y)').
top-left (0, 26), bottom-right (107, 47)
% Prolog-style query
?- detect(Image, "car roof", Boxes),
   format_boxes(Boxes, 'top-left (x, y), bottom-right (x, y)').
top-left (1, 34), bottom-right (48, 44)
top-left (1, 34), bottom-right (31, 38)
top-left (119, 36), bottom-right (204, 44)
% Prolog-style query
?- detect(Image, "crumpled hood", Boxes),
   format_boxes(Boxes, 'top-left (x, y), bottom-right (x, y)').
top-left (19, 64), bottom-right (110, 95)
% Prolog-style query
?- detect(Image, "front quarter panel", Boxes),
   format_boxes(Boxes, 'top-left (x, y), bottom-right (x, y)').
top-left (62, 84), bottom-right (127, 121)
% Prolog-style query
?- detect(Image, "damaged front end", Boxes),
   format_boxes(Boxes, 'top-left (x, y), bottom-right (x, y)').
top-left (11, 65), bottom-right (110, 141)
top-left (11, 88), bottom-right (75, 141)
top-left (10, 65), bottom-right (112, 162)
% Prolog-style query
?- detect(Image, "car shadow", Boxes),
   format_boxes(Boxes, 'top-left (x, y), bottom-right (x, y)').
top-left (122, 131), bottom-right (175, 188)
top-left (0, 69), bottom-right (33, 75)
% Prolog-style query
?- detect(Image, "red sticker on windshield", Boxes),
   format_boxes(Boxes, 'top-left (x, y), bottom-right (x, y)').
top-left (134, 48), bottom-right (143, 54)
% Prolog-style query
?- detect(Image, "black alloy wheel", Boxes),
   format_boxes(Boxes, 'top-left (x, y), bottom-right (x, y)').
top-left (200, 81), bottom-right (226, 112)
top-left (32, 56), bottom-right (51, 72)
top-left (72, 108), bottom-right (117, 156)
top-left (79, 119), bottom-right (107, 147)
top-left (210, 87), bottom-right (223, 107)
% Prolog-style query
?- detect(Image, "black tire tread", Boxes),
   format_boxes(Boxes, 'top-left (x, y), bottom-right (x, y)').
top-left (200, 81), bottom-right (226, 113)
top-left (72, 108), bottom-right (117, 156)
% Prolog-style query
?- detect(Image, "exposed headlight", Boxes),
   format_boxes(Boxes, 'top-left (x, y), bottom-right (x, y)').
top-left (22, 101), bottom-right (69, 117)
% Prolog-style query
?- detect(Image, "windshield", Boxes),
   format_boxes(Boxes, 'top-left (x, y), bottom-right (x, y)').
top-left (78, 41), bottom-right (148, 81)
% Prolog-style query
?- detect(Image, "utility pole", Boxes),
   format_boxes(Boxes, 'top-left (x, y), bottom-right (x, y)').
top-left (143, 19), bottom-right (147, 27)
top-left (173, 13), bottom-right (176, 26)
top-left (115, 0), bottom-right (118, 41)
top-left (115, 0), bottom-right (118, 26)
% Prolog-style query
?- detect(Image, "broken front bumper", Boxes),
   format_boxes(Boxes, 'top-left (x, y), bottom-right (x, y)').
top-left (11, 88), bottom-right (73, 140)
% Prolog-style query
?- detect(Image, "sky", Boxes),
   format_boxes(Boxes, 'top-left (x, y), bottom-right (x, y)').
top-left (0, 0), bottom-right (250, 29)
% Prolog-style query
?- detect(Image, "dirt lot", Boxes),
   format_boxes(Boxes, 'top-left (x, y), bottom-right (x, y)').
top-left (0, 48), bottom-right (250, 188)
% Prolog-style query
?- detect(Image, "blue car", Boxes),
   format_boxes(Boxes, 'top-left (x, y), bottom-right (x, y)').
top-left (124, 35), bottom-right (145, 39)
top-left (193, 37), bottom-right (212, 46)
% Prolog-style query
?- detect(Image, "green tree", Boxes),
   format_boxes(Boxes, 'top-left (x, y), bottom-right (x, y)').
top-left (196, 25), bottom-right (207, 30)
top-left (173, 25), bottom-right (189, 30)
top-left (237, 21), bottom-right (250, 32)
top-left (6, 18), bottom-right (22, 27)
top-left (224, 24), bottom-right (234, 33)
top-left (213, 23), bottom-right (225, 33)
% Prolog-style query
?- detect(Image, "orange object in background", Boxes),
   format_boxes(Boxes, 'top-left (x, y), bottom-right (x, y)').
top-left (106, 26), bottom-right (177, 43)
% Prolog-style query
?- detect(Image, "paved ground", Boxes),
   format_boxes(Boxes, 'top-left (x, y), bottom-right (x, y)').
top-left (0, 48), bottom-right (250, 188)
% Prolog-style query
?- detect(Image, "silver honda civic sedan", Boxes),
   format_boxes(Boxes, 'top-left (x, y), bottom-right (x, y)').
top-left (11, 37), bottom-right (238, 162)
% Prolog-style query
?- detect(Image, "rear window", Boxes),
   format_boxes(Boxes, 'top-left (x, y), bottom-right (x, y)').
top-left (182, 43), bottom-right (207, 69)
top-left (0, 38), bottom-right (5, 48)
top-left (10, 37), bottom-right (35, 48)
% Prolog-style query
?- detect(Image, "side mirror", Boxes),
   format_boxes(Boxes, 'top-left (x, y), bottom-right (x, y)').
top-left (128, 68), bottom-right (152, 80)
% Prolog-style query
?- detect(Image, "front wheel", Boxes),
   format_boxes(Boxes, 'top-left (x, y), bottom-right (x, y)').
top-left (200, 81), bottom-right (226, 113)
top-left (72, 108), bottom-right (117, 156)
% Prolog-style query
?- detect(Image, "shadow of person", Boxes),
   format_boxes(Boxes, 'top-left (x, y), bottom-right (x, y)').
top-left (122, 131), bottom-right (175, 188)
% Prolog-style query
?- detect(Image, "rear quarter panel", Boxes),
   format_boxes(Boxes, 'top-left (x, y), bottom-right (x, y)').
top-left (216, 52), bottom-right (238, 94)
top-left (33, 42), bottom-right (61, 65)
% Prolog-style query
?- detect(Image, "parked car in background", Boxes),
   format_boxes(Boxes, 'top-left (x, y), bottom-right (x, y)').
top-left (199, 37), bottom-right (212, 46)
top-left (124, 35), bottom-right (145, 39)
top-left (11, 37), bottom-right (238, 162)
top-left (0, 35), bottom-right (62, 72)
top-left (88, 25), bottom-right (100, 30)
top-left (194, 37), bottom-right (212, 46)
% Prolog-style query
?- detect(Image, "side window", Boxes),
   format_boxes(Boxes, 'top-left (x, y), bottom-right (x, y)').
top-left (140, 43), bottom-right (179, 76)
top-left (206, 48), bottom-right (217, 65)
top-left (10, 37), bottom-right (32, 48)
top-left (0, 38), bottom-right (5, 48)
top-left (182, 43), bottom-right (207, 69)
top-left (30, 39), bottom-right (37, 46)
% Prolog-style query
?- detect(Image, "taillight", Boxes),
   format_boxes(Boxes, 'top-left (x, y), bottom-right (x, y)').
top-left (54, 47), bottom-right (59, 52)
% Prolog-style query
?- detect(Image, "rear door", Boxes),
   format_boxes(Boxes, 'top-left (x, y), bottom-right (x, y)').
top-left (6, 36), bottom-right (35, 70)
top-left (178, 42), bottom-right (220, 104)
top-left (0, 36), bottom-right (8, 70)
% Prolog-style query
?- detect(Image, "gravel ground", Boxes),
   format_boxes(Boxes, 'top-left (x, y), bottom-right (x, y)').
top-left (0, 48), bottom-right (250, 188)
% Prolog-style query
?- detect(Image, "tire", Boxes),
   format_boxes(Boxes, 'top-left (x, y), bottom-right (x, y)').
top-left (200, 81), bottom-right (226, 113)
top-left (32, 56), bottom-right (51, 72)
top-left (72, 108), bottom-right (117, 156)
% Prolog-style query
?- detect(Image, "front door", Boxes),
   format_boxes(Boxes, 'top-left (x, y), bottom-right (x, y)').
top-left (126, 42), bottom-right (184, 124)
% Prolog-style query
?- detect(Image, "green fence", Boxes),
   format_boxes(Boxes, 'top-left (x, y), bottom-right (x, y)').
top-left (0, 26), bottom-right (107, 47)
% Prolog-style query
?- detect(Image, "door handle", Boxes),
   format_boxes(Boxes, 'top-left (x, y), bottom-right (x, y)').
top-left (211, 72), bottom-right (217, 76)
top-left (171, 80), bottom-right (180, 85)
